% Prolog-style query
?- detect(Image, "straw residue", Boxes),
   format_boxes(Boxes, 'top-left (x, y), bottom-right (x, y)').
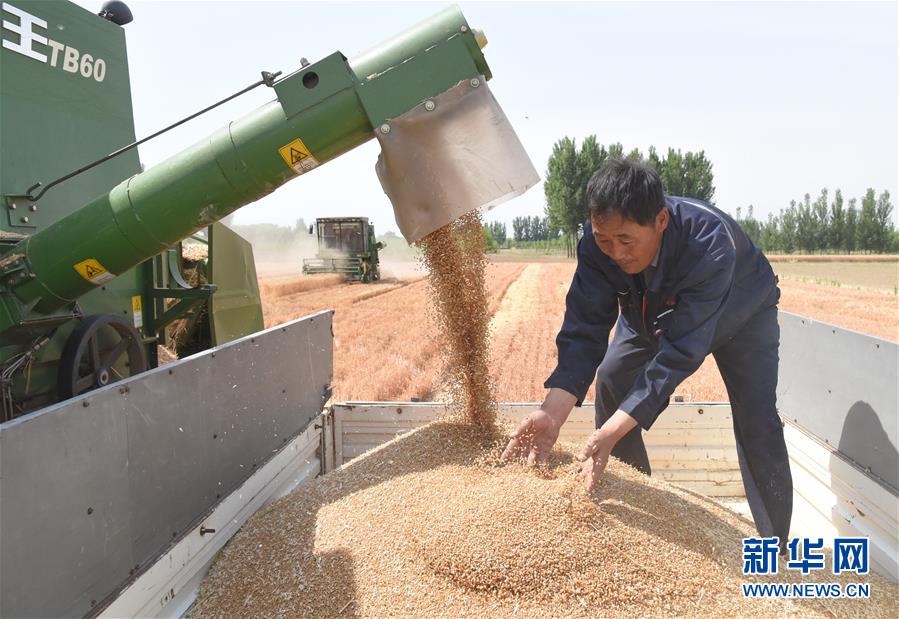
top-left (415, 212), bottom-right (497, 427)
top-left (192, 422), bottom-right (896, 618)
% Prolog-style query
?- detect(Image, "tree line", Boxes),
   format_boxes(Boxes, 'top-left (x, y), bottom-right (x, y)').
top-left (539, 136), bottom-right (896, 255)
top-left (511, 216), bottom-right (552, 242)
top-left (733, 189), bottom-right (896, 253)
top-left (544, 137), bottom-right (715, 256)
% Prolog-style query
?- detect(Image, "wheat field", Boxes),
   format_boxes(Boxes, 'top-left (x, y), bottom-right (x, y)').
top-left (258, 259), bottom-right (897, 404)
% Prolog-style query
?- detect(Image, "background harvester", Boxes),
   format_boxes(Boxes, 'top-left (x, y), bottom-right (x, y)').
top-left (0, 0), bottom-right (536, 420)
top-left (302, 217), bottom-right (384, 283)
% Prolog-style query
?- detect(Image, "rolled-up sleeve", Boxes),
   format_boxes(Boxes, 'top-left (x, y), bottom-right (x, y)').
top-left (619, 220), bottom-right (736, 429)
top-left (544, 234), bottom-right (618, 405)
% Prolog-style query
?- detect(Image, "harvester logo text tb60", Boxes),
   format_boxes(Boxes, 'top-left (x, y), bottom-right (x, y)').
top-left (2, 2), bottom-right (107, 82)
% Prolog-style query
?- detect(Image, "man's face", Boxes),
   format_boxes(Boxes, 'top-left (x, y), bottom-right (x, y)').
top-left (591, 208), bottom-right (669, 275)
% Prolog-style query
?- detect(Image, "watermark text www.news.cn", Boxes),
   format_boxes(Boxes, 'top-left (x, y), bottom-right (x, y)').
top-left (741, 536), bottom-right (870, 599)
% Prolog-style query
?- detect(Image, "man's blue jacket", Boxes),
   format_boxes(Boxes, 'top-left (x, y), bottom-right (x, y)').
top-left (544, 196), bottom-right (779, 430)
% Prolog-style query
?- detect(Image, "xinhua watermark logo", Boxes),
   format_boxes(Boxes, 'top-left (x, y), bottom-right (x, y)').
top-left (741, 537), bottom-right (870, 599)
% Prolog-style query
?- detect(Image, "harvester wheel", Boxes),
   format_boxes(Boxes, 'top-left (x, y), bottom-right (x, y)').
top-left (57, 314), bottom-right (148, 400)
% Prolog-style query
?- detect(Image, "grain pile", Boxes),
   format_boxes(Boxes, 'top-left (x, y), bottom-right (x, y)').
top-left (414, 212), bottom-right (497, 426)
top-left (192, 421), bottom-right (897, 617)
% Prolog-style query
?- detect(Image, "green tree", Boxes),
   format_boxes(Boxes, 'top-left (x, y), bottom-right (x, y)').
top-left (812, 188), bottom-right (829, 251)
top-left (488, 221), bottom-right (507, 245)
top-left (577, 136), bottom-right (606, 204)
top-left (606, 142), bottom-right (625, 160)
top-left (858, 188), bottom-right (878, 252)
top-left (544, 137), bottom-right (581, 257)
top-left (845, 198), bottom-right (859, 253)
top-left (734, 205), bottom-right (762, 246)
top-left (542, 217), bottom-right (552, 241)
top-left (512, 216), bottom-right (526, 242)
top-left (795, 194), bottom-right (816, 253)
top-left (760, 212), bottom-right (780, 252)
top-left (658, 148), bottom-right (715, 202)
top-left (626, 147), bottom-right (643, 161)
top-left (780, 205), bottom-right (798, 254)
top-left (646, 145), bottom-right (663, 172)
top-left (829, 189), bottom-right (845, 252)
top-left (482, 226), bottom-right (498, 252)
top-left (890, 230), bottom-right (899, 253)
top-left (573, 135), bottom-right (607, 245)
top-left (874, 190), bottom-right (895, 252)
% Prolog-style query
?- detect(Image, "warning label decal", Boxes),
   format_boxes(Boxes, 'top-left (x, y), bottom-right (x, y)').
top-left (278, 138), bottom-right (320, 175)
top-left (131, 295), bottom-right (143, 328)
top-left (73, 258), bottom-right (116, 285)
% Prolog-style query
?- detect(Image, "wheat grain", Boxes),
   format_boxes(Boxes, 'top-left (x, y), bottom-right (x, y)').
top-left (192, 422), bottom-right (897, 617)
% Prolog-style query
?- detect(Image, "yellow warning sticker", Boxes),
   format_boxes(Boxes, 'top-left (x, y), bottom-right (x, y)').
top-left (131, 295), bottom-right (143, 329)
top-left (73, 258), bottom-right (116, 285)
top-left (278, 138), bottom-right (320, 175)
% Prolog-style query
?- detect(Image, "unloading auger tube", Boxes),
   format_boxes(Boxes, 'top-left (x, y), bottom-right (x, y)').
top-left (0, 5), bottom-right (537, 334)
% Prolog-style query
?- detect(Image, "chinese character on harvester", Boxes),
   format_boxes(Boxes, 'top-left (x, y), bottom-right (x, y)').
top-left (787, 538), bottom-right (826, 574)
top-left (833, 537), bottom-right (870, 575)
top-left (742, 537), bottom-right (780, 575)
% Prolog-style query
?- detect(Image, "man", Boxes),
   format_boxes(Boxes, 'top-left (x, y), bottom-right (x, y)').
top-left (501, 158), bottom-right (793, 545)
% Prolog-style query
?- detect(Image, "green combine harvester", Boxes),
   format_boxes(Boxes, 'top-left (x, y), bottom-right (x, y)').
top-left (0, 0), bottom-right (535, 421)
top-left (0, 1), bottom-right (538, 615)
top-left (302, 217), bottom-right (384, 282)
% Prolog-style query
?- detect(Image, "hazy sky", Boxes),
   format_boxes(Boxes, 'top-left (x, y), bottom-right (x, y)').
top-left (72, 0), bottom-right (897, 236)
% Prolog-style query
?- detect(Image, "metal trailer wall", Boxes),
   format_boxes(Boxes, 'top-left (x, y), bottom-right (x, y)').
top-left (332, 402), bottom-right (743, 496)
top-left (777, 312), bottom-right (898, 493)
top-left (0, 311), bottom-right (333, 618)
top-left (777, 311), bottom-right (898, 578)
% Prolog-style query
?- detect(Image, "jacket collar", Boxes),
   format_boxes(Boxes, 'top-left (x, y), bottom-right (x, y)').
top-left (646, 200), bottom-right (679, 293)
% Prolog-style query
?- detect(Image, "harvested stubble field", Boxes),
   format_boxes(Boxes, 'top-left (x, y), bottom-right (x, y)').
top-left (260, 264), bottom-right (524, 402)
top-left (261, 259), bottom-right (896, 404)
top-left (772, 261), bottom-right (898, 292)
top-left (193, 421), bottom-right (897, 617)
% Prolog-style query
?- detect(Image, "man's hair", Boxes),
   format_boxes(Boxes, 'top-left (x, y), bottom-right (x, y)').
top-left (585, 159), bottom-right (665, 226)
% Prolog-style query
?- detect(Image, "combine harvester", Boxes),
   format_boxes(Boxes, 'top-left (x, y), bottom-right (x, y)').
top-left (0, 1), bottom-right (895, 617)
top-left (302, 217), bottom-right (384, 282)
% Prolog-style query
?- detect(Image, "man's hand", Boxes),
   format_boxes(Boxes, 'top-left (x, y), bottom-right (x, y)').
top-left (500, 409), bottom-right (562, 465)
top-left (501, 388), bottom-right (576, 466)
top-left (576, 430), bottom-right (616, 491)
top-left (576, 409), bottom-right (639, 491)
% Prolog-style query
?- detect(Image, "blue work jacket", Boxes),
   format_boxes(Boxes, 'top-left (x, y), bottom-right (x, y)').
top-left (544, 196), bottom-right (779, 430)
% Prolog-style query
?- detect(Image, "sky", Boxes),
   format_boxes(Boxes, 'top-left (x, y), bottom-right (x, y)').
top-left (71, 0), bottom-right (898, 237)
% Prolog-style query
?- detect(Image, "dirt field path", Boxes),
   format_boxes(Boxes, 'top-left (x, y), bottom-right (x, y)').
top-left (487, 263), bottom-right (583, 402)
